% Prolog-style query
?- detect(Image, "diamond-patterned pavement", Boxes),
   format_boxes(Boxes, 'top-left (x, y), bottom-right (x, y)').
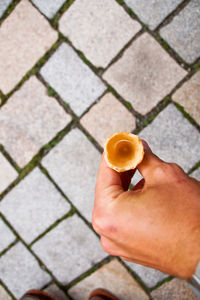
top-left (103, 33), bottom-right (187, 115)
top-left (0, 0), bottom-right (57, 94)
top-left (59, 0), bottom-right (141, 68)
top-left (0, 242), bottom-right (51, 298)
top-left (0, 76), bottom-right (71, 168)
top-left (0, 0), bottom-right (199, 299)
top-left (0, 217), bottom-right (15, 252)
top-left (80, 92), bottom-right (136, 147)
top-left (40, 43), bottom-right (106, 116)
top-left (42, 128), bottom-right (101, 221)
top-left (172, 70), bottom-right (200, 125)
top-left (0, 168), bottom-right (71, 244)
top-left (0, 152), bottom-right (18, 194)
top-left (31, 0), bottom-right (66, 19)
top-left (32, 214), bottom-right (107, 284)
top-left (124, 0), bottom-right (184, 30)
top-left (69, 259), bottom-right (148, 300)
top-left (160, 0), bottom-right (200, 64)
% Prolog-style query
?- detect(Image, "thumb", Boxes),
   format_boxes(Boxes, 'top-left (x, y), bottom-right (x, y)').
top-left (137, 140), bottom-right (164, 182)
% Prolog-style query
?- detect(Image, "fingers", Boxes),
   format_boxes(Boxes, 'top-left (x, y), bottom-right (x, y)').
top-left (137, 140), bottom-right (164, 182)
top-left (120, 169), bottom-right (136, 190)
top-left (95, 153), bottom-right (124, 208)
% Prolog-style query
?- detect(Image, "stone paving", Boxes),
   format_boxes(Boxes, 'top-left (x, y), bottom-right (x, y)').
top-left (0, 0), bottom-right (199, 299)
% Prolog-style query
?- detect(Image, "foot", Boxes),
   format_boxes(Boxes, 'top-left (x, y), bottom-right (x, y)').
top-left (89, 288), bottom-right (118, 300)
top-left (20, 290), bottom-right (56, 300)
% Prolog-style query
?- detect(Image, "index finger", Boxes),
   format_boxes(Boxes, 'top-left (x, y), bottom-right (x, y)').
top-left (95, 153), bottom-right (124, 208)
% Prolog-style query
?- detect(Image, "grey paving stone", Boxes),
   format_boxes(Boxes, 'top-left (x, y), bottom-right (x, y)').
top-left (160, 0), bottom-right (200, 64)
top-left (172, 71), bottom-right (200, 125)
top-left (0, 153), bottom-right (18, 194)
top-left (40, 43), bottom-right (106, 116)
top-left (151, 278), bottom-right (198, 299)
top-left (0, 242), bottom-right (51, 298)
top-left (31, 0), bottom-right (66, 18)
top-left (0, 168), bottom-right (71, 244)
top-left (44, 284), bottom-right (69, 300)
top-left (0, 217), bottom-right (15, 252)
top-left (103, 33), bottom-right (187, 115)
top-left (139, 104), bottom-right (200, 172)
top-left (69, 259), bottom-right (148, 300)
top-left (191, 168), bottom-right (200, 181)
top-left (0, 0), bottom-right (57, 94)
top-left (32, 214), bottom-right (107, 284)
top-left (59, 0), bottom-right (141, 68)
top-left (124, 0), bottom-right (183, 30)
top-left (0, 285), bottom-right (12, 300)
top-left (42, 128), bottom-right (101, 221)
top-left (0, 76), bottom-right (71, 168)
top-left (126, 262), bottom-right (168, 288)
top-left (131, 169), bottom-right (143, 187)
top-left (0, 0), bottom-right (12, 18)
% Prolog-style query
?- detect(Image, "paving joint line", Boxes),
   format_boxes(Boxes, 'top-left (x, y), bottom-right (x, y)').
top-left (0, 38), bottom-right (62, 108)
top-left (29, 209), bottom-right (76, 247)
top-left (0, 145), bottom-right (21, 173)
top-left (0, 237), bottom-right (18, 258)
top-left (0, 279), bottom-right (16, 300)
top-left (118, 258), bottom-right (152, 297)
top-left (0, 122), bottom-right (74, 201)
top-left (155, 0), bottom-right (192, 32)
top-left (115, 0), bottom-right (196, 69)
top-left (64, 256), bottom-right (113, 292)
top-left (0, 0), bottom-right (21, 26)
top-left (50, 0), bottom-right (76, 30)
top-left (0, 213), bottom-right (64, 293)
top-left (188, 161), bottom-right (200, 175)
top-left (38, 164), bottom-right (98, 236)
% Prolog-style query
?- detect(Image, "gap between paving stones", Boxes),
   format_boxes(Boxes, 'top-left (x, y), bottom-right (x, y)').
top-left (0, 37), bottom-right (62, 106)
top-left (0, 238), bottom-right (17, 259)
top-left (0, 145), bottom-right (21, 173)
top-left (155, 0), bottom-right (193, 31)
top-left (118, 258), bottom-right (152, 296)
top-left (115, 0), bottom-right (197, 69)
top-left (0, 121), bottom-right (75, 200)
top-left (38, 164), bottom-right (99, 234)
top-left (28, 209), bottom-right (76, 247)
top-left (0, 0), bottom-right (20, 25)
top-left (64, 256), bottom-right (113, 292)
top-left (0, 211), bottom-right (116, 300)
top-left (119, 0), bottom-right (200, 69)
top-left (0, 213), bottom-right (74, 298)
top-left (0, 280), bottom-right (16, 300)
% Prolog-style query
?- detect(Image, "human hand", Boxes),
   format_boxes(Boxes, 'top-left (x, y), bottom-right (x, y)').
top-left (92, 141), bottom-right (200, 279)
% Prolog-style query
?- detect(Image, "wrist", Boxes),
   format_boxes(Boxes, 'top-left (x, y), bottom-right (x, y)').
top-left (178, 227), bottom-right (200, 279)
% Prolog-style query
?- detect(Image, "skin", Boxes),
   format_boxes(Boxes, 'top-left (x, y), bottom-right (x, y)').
top-left (92, 141), bottom-right (200, 279)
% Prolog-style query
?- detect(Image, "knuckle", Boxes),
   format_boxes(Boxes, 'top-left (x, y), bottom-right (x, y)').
top-left (92, 210), bottom-right (117, 237)
top-left (153, 163), bottom-right (169, 178)
top-left (153, 162), bottom-right (183, 180)
top-left (92, 213), bottom-right (104, 235)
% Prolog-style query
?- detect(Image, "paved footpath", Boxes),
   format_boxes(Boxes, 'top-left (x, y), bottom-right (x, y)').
top-left (0, 0), bottom-right (200, 299)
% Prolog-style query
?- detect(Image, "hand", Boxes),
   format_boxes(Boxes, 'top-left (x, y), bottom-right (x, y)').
top-left (92, 141), bottom-right (200, 279)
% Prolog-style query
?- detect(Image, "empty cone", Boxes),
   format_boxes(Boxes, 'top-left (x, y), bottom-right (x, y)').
top-left (104, 132), bottom-right (144, 172)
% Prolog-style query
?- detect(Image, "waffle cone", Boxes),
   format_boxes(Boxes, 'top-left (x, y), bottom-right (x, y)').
top-left (104, 132), bottom-right (144, 172)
